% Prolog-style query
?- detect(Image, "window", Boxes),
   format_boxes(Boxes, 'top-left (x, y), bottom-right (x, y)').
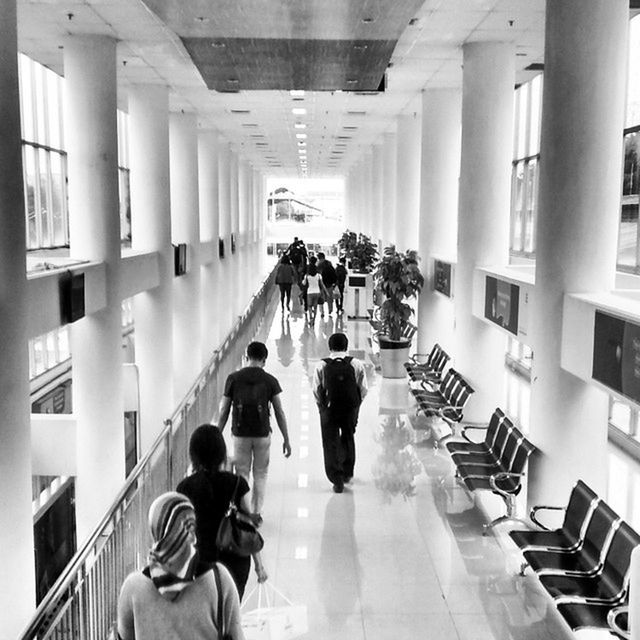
top-left (117, 110), bottom-right (131, 244)
top-left (28, 327), bottom-right (71, 380)
top-left (18, 54), bottom-right (68, 250)
top-left (504, 337), bottom-right (532, 432)
top-left (510, 75), bottom-right (543, 259)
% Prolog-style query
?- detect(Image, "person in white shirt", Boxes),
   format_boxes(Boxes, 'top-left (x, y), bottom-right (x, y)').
top-left (312, 332), bottom-right (368, 493)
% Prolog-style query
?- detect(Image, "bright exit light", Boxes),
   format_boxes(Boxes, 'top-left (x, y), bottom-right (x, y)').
top-left (294, 123), bottom-right (307, 129)
top-left (292, 107), bottom-right (307, 115)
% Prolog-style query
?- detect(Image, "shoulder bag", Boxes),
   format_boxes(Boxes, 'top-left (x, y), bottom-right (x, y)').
top-left (215, 476), bottom-right (264, 557)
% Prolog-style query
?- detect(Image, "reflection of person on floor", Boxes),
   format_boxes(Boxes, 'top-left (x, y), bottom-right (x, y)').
top-left (276, 317), bottom-right (294, 366)
top-left (312, 333), bottom-right (368, 493)
top-left (317, 494), bottom-right (360, 625)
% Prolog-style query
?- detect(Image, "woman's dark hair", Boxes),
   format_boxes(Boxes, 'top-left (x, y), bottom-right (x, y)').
top-left (189, 424), bottom-right (226, 471)
top-left (307, 263), bottom-right (318, 276)
top-left (280, 255), bottom-right (291, 265)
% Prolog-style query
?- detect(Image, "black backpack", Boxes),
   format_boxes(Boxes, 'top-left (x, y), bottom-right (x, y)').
top-left (321, 262), bottom-right (338, 287)
top-left (321, 357), bottom-right (361, 411)
top-left (232, 379), bottom-right (270, 437)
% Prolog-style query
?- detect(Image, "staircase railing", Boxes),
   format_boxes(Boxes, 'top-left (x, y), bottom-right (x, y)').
top-left (18, 265), bottom-right (277, 640)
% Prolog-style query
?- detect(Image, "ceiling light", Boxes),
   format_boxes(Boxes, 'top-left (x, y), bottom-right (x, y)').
top-left (290, 90), bottom-right (305, 97)
top-left (346, 79), bottom-right (358, 84)
top-left (294, 123), bottom-right (307, 129)
top-left (296, 133), bottom-right (307, 139)
top-left (211, 41), bottom-right (226, 48)
top-left (292, 107), bottom-right (307, 115)
top-left (362, 17), bottom-right (375, 23)
top-left (298, 141), bottom-right (306, 147)
top-left (227, 78), bottom-right (239, 83)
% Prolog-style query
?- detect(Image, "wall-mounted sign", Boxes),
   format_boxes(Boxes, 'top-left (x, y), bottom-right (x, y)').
top-left (173, 243), bottom-right (187, 276)
top-left (484, 275), bottom-right (519, 336)
top-left (433, 259), bottom-right (453, 298)
top-left (593, 310), bottom-right (640, 404)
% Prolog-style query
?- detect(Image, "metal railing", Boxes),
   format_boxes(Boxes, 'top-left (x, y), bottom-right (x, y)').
top-left (19, 266), bottom-right (277, 640)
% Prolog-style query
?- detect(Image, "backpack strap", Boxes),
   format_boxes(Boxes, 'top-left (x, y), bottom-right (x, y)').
top-left (212, 563), bottom-right (226, 639)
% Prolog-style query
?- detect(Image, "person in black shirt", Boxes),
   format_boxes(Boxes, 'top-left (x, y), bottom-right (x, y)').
top-left (335, 257), bottom-right (348, 314)
top-left (177, 424), bottom-right (267, 600)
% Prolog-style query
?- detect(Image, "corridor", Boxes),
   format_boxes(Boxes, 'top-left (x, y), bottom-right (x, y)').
top-left (234, 292), bottom-right (573, 640)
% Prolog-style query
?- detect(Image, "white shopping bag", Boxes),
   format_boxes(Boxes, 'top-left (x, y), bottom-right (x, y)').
top-left (241, 582), bottom-right (308, 640)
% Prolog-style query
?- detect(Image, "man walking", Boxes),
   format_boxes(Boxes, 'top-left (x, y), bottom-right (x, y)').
top-left (335, 257), bottom-right (348, 314)
top-left (317, 252), bottom-right (338, 315)
top-left (312, 332), bottom-right (368, 493)
top-left (218, 341), bottom-right (292, 525)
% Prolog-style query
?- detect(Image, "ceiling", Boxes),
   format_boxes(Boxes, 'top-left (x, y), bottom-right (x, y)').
top-left (17, 0), bottom-right (550, 179)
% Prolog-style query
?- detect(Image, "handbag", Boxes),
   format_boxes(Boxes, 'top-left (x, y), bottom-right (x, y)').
top-left (241, 581), bottom-right (308, 640)
top-left (216, 477), bottom-right (264, 557)
top-left (213, 563), bottom-right (234, 640)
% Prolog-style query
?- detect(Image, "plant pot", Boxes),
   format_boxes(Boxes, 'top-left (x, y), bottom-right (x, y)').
top-left (378, 336), bottom-right (411, 379)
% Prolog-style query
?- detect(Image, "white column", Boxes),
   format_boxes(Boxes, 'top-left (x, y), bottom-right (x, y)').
top-left (218, 141), bottom-right (233, 335)
top-left (395, 108), bottom-right (422, 251)
top-left (382, 131), bottom-right (397, 247)
top-left (454, 42), bottom-right (514, 421)
top-left (372, 142), bottom-right (384, 245)
top-left (238, 159), bottom-right (250, 297)
top-left (229, 150), bottom-right (242, 316)
top-left (363, 151), bottom-right (374, 238)
top-left (417, 89), bottom-right (462, 355)
top-left (352, 161), bottom-right (364, 232)
top-left (0, 0), bottom-right (36, 628)
top-left (344, 168), bottom-right (354, 230)
top-left (65, 35), bottom-right (125, 539)
top-left (170, 112), bottom-right (201, 401)
top-left (198, 129), bottom-right (220, 361)
top-left (529, 0), bottom-right (628, 504)
top-left (129, 85), bottom-right (173, 452)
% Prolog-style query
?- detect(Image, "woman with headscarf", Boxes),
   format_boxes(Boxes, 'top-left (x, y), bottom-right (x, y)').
top-left (116, 492), bottom-right (244, 640)
top-left (177, 424), bottom-right (267, 600)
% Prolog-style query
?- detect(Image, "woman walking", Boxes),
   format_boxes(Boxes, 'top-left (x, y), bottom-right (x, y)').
top-left (177, 424), bottom-right (267, 599)
top-left (275, 254), bottom-right (297, 311)
top-left (116, 491), bottom-right (244, 639)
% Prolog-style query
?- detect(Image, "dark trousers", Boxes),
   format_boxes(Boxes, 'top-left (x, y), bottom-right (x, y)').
top-left (279, 283), bottom-right (293, 307)
top-left (319, 407), bottom-right (359, 484)
top-left (337, 284), bottom-right (345, 311)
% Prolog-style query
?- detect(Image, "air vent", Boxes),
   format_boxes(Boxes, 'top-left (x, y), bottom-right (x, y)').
top-left (343, 126), bottom-right (358, 131)
top-left (250, 134), bottom-right (265, 138)
top-left (335, 136), bottom-right (352, 140)
top-left (241, 123), bottom-right (259, 128)
top-left (256, 142), bottom-right (268, 147)
top-left (230, 109), bottom-right (251, 114)
top-left (525, 63), bottom-right (544, 71)
top-left (346, 110), bottom-right (366, 116)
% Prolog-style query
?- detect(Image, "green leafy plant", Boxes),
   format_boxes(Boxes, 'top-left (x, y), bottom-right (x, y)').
top-left (337, 230), bottom-right (378, 273)
top-left (373, 245), bottom-right (424, 342)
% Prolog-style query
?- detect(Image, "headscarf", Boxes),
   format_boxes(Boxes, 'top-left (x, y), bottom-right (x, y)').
top-left (147, 492), bottom-right (199, 601)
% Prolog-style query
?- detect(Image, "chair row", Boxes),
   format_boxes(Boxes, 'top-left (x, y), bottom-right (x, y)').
top-left (445, 408), bottom-right (536, 533)
top-left (404, 343), bottom-right (450, 383)
top-left (409, 366), bottom-right (475, 427)
top-left (509, 479), bottom-right (640, 637)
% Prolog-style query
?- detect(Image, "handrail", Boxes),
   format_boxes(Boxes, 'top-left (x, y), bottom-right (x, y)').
top-left (19, 263), bottom-right (278, 640)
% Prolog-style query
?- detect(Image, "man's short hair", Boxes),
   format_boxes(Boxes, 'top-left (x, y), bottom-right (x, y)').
top-left (328, 332), bottom-right (348, 352)
top-left (247, 341), bottom-right (268, 361)
top-left (317, 252), bottom-right (325, 260)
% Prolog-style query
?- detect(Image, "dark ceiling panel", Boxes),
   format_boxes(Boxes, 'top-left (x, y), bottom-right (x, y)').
top-left (181, 37), bottom-right (394, 91)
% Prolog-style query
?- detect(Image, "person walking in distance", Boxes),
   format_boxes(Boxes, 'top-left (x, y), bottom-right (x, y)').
top-left (335, 257), bottom-right (348, 314)
top-left (317, 252), bottom-right (338, 316)
top-left (312, 332), bottom-right (368, 493)
top-left (218, 341), bottom-right (292, 526)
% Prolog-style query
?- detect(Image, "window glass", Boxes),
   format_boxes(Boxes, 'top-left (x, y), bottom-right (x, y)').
top-left (119, 168), bottom-right (131, 243)
top-left (511, 163), bottom-right (525, 252)
top-left (627, 15), bottom-right (640, 128)
top-left (19, 55), bottom-right (35, 143)
top-left (34, 65), bottom-right (47, 144)
top-left (38, 148), bottom-right (51, 245)
top-left (529, 75), bottom-right (543, 156)
top-left (50, 153), bottom-right (67, 246)
top-left (611, 399), bottom-right (633, 434)
top-left (47, 72), bottom-right (62, 150)
top-left (517, 84), bottom-right (528, 160)
top-left (45, 331), bottom-right (58, 366)
top-left (618, 131), bottom-right (640, 270)
top-left (57, 327), bottom-right (70, 361)
top-left (33, 337), bottom-right (45, 376)
top-left (524, 160), bottom-right (538, 254)
top-left (24, 146), bottom-right (38, 249)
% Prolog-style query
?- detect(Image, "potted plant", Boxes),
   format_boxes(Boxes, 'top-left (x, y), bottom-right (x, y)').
top-left (372, 245), bottom-right (424, 378)
top-left (337, 230), bottom-right (379, 318)
top-left (337, 230), bottom-right (378, 273)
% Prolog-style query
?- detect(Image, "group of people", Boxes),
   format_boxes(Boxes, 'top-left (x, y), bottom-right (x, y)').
top-left (275, 237), bottom-right (348, 321)
top-left (115, 333), bottom-right (367, 639)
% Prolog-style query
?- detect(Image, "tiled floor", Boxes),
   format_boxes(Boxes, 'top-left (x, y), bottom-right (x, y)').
top-left (234, 292), bottom-right (610, 640)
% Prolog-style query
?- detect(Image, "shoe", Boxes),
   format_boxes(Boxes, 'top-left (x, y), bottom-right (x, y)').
top-left (344, 476), bottom-right (352, 484)
top-left (332, 481), bottom-right (344, 493)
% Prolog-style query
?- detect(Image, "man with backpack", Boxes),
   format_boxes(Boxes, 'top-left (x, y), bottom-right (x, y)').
top-left (218, 341), bottom-right (291, 525)
top-left (317, 252), bottom-right (338, 315)
top-left (312, 332), bottom-right (368, 493)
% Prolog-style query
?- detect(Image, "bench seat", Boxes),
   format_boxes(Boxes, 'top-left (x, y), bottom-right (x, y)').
top-left (403, 343), bottom-right (450, 383)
